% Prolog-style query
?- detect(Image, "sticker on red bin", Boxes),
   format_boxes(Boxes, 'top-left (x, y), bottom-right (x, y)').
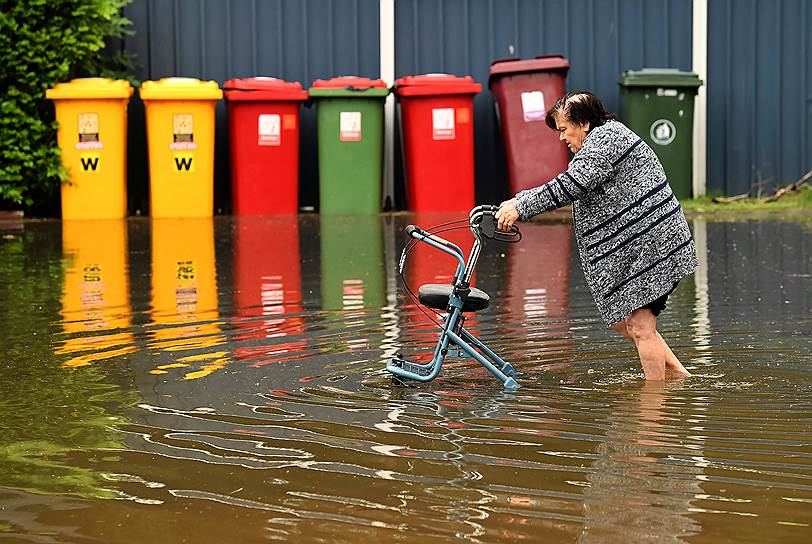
top-left (282, 114), bottom-right (297, 130)
top-left (432, 108), bottom-right (455, 140)
top-left (258, 114), bottom-right (281, 146)
top-left (521, 91), bottom-right (546, 122)
top-left (340, 112), bottom-right (362, 142)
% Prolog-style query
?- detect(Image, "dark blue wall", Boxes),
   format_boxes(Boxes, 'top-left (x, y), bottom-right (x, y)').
top-left (121, 0), bottom-right (810, 212)
top-left (395, 0), bottom-right (693, 205)
top-left (707, 0), bottom-right (811, 196)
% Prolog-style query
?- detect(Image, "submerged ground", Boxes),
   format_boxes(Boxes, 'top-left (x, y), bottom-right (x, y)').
top-left (0, 212), bottom-right (810, 543)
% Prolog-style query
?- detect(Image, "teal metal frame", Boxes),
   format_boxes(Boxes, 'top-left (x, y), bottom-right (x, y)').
top-left (386, 206), bottom-right (520, 389)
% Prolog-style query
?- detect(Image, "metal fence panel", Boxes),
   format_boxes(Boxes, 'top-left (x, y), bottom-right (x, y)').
top-left (394, 0), bottom-right (693, 205)
top-left (120, 0), bottom-right (809, 210)
top-left (707, 0), bottom-right (811, 196)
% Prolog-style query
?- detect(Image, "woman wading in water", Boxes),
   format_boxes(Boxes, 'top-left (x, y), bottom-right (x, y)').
top-left (496, 91), bottom-right (696, 380)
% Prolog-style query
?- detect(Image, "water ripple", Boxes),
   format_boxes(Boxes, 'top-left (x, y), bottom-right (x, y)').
top-left (3, 217), bottom-right (811, 542)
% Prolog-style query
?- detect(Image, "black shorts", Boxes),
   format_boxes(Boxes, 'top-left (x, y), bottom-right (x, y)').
top-left (641, 282), bottom-right (679, 317)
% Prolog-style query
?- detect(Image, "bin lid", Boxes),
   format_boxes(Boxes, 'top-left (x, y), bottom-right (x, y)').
top-left (46, 78), bottom-right (133, 100)
top-left (488, 55), bottom-right (570, 84)
top-left (308, 76), bottom-right (389, 97)
top-left (620, 68), bottom-right (703, 88)
top-left (139, 77), bottom-right (223, 100)
top-left (394, 74), bottom-right (482, 96)
top-left (223, 77), bottom-right (308, 101)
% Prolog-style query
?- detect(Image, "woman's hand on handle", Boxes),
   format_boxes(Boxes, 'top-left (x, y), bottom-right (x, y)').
top-left (496, 199), bottom-right (520, 232)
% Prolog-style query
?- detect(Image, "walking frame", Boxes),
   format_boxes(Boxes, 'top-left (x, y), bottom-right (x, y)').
top-left (386, 205), bottom-right (522, 389)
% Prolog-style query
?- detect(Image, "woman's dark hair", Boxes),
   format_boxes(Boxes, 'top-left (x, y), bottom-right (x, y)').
top-left (545, 91), bottom-right (616, 130)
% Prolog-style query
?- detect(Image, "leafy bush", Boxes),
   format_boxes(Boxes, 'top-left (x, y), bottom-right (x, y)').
top-left (0, 0), bottom-right (133, 213)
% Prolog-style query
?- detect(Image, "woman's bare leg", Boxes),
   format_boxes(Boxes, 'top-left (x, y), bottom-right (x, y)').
top-left (612, 313), bottom-right (690, 379)
top-left (611, 319), bottom-right (632, 341)
top-left (658, 332), bottom-right (691, 377)
top-left (625, 309), bottom-right (666, 380)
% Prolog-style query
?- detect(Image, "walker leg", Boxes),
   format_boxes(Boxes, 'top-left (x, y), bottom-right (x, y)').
top-left (386, 325), bottom-right (453, 382)
top-left (458, 327), bottom-right (518, 377)
top-left (387, 355), bottom-right (442, 380)
top-left (386, 311), bottom-right (519, 389)
top-left (446, 329), bottom-right (520, 389)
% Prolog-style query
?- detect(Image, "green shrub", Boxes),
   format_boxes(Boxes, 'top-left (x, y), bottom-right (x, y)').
top-left (0, 0), bottom-right (133, 213)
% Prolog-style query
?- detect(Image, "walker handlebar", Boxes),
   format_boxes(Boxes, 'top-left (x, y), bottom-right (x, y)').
top-left (405, 206), bottom-right (521, 248)
top-left (405, 224), bottom-right (465, 257)
top-left (469, 205), bottom-right (521, 244)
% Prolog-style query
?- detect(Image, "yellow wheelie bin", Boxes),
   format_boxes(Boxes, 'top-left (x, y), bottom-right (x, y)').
top-left (139, 78), bottom-right (222, 218)
top-left (46, 78), bottom-right (133, 220)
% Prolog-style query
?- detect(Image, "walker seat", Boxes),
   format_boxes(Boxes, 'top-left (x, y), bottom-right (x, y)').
top-left (418, 284), bottom-right (490, 312)
top-left (386, 205), bottom-right (522, 389)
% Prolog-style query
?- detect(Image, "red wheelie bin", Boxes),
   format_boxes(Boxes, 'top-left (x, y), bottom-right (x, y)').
top-left (224, 77), bottom-right (308, 214)
top-left (394, 74), bottom-right (481, 212)
top-left (489, 55), bottom-right (570, 194)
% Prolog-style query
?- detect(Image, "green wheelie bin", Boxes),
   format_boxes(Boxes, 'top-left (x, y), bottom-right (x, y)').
top-left (309, 77), bottom-right (389, 214)
top-left (619, 69), bottom-right (702, 200)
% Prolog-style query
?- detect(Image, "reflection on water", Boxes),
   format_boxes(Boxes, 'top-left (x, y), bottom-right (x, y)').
top-left (320, 215), bottom-right (385, 311)
top-left (233, 216), bottom-right (306, 366)
top-left (148, 218), bottom-right (225, 377)
top-left (579, 382), bottom-right (703, 543)
top-left (0, 223), bottom-right (136, 502)
top-left (504, 223), bottom-right (574, 368)
top-left (0, 214), bottom-right (810, 542)
top-left (57, 220), bottom-right (137, 368)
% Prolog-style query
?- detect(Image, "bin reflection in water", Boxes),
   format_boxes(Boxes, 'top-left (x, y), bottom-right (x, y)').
top-left (233, 216), bottom-right (305, 365)
top-left (320, 213), bottom-right (385, 318)
top-left (148, 218), bottom-right (227, 379)
top-left (57, 220), bottom-right (136, 367)
top-left (506, 223), bottom-right (573, 365)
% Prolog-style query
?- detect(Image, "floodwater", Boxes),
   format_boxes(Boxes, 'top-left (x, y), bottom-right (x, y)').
top-left (0, 212), bottom-right (810, 543)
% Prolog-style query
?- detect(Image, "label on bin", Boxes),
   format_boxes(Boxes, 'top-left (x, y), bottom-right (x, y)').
top-left (521, 91), bottom-right (546, 122)
top-left (76, 113), bottom-right (103, 149)
top-left (170, 114), bottom-right (197, 150)
top-left (432, 108), bottom-right (455, 140)
top-left (656, 88), bottom-right (679, 97)
top-left (175, 259), bottom-right (198, 313)
top-left (258, 114), bottom-right (281, 146)
top-left (650, 119), bottom-right (676, 146)
top-left (340, 112), bottom-right (362, 142)
top-left (76, 141), bottom-right (103, 150)
top-left (283, 114), bottom-right (297, 130)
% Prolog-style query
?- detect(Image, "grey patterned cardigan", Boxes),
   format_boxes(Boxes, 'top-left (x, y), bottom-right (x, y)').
top-left (514, 120), bottom-right (697, 326)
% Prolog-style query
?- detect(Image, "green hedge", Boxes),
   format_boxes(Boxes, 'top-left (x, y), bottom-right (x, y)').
top-left (0, 0), bottom-right (132, 213)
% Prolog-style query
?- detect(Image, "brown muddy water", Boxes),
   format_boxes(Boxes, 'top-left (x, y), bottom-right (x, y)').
top-left (0, 213), bottom-right (810, 543)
